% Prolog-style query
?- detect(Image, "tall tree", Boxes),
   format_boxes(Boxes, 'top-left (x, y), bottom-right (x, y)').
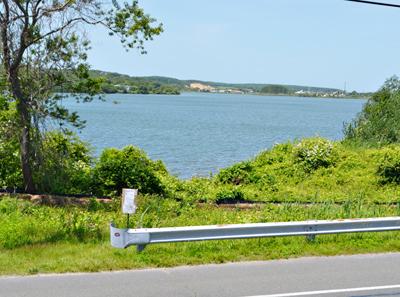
top-left (0, 0), bottom-right (162, 192)
top-left (344, 76), bottom-right (400, 145)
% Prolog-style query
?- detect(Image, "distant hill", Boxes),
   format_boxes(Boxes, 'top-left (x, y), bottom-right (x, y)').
top-left (90, 70), bottom-right (181, 94)
top-left (90, 69), bottom-right (349, 95)
top-left (185, 80), bottom-right (340, 93)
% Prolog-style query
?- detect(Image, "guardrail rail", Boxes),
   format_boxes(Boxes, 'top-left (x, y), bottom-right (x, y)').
top-left (110, 217), bottom-right (400, 252)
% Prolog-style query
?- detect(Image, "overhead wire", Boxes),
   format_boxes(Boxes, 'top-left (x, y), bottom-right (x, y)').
top-left (346, 0), bottom-right (400, 8)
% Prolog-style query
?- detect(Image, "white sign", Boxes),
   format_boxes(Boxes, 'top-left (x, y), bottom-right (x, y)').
top-left (122, 188), bottom-right (138, 214)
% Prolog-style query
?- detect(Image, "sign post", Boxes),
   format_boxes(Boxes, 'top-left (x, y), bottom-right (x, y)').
top-left (121, 188), bottom-right (138, 228)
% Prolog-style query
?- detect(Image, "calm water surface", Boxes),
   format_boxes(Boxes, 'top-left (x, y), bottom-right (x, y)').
top-left (63, 93), bottom-right (366, 179)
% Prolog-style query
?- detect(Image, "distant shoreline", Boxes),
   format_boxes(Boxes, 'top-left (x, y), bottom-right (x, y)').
top-left (90, 69), bottom-right (372, 99)
top-left (99, 90), bottom-right (369, 100)
top-left (182, 90), bottom-right (369, 100)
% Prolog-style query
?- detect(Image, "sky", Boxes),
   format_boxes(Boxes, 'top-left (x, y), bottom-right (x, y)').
top-left (87, 0), bottom-right (400, 92)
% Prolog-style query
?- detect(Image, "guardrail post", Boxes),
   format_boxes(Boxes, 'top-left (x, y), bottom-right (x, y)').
top-left (306, 234), bottom-right (316, 241)
top-left (306, 225), bottom-right (316, 241)
top-left (137, 244), bottom-right (146, 252)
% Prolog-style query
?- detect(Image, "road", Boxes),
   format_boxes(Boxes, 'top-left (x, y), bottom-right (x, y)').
top-left (1, 253), bottom-right (400, 297)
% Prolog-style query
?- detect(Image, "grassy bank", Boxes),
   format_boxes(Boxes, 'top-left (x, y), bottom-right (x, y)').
top-left (3, 138), bottom-right (400, 275)
top-left (166, 139), bottom-right (400, 204)
top-left (1, 194), bottom-right (400, 275)
top-left (3, 234), bottom-right (400, 276)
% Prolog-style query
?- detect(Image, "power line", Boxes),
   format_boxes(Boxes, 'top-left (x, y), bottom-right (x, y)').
top-left (346, 0), bottom-right (400, 8)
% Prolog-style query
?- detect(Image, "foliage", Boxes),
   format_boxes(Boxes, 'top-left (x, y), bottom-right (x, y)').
top-left (377, 146), bottom-right (400, 184)
top-left (261, 84), bottom-right (290, 94)
top-left (0, 0), bottom-right (163, 192)
top-left (3, 138), bottom-right (400, 273)
top-left (0, 197), bottom-right (109, 249)
top-left (215, 188), bottom-right (245, 203)
top-left (89, 70), bottom-right (345, 95)
top-left (0, 96), bottom-right (21, 188)
top-left (101, 82), bottom-right (180, 95)
top-left (93, 145), bottom-right (167, 196)
top-left (344, 76), bottom-right (400, 145)
top-left (0, 141), bottom-right (21, 189)
top-left (33, 131), bottom-right (93, 194)
top-left (293, 137), bottom-right (337, 172)
top-left (159, 138), bottom-right (400, 204)
top-left (93, 71), bottom-right (180, 95)
top-left (217, 161), bottom-right (254, 185)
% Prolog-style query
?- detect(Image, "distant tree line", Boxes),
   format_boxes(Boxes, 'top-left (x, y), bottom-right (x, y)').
top-left (101, 81), bottom-right (180, 95)
top-left (87, 71), bottom-right (180, 95)
top-left (260, 85), bottom-right (290, 94)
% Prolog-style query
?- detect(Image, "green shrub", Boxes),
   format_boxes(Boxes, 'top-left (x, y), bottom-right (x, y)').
top-left (34, 131), bottom-right (93, 194)
top-left (0, 140), bottom-right (21, 189)
top-left (253, 143), bottom-right (293, 166)
top-left (0, 96), bottom-right (22, 188)
top-left (170, 177), bottom-right (214, 203)
top-left (258, 173), bottom-right (279, 192)
top-left (293, 137), bottom-right (337, 171)
top-left (215, 188), bottom-right (244, 203)
top-left (377, 146), bottom-right (400, 184)
top-left (344, 76), bottom-right (400, 145)
top-left (92, 145), bottom-right (167, 196)
top-left (217, 161), bottom-right (254, 185)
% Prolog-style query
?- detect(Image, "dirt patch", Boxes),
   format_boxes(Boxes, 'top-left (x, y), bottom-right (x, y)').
top-left (0, 192), bottom-right (112, 206)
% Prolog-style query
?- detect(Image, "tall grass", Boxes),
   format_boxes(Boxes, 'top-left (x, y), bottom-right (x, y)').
top-left (1, 195), bottom-right (400, 275)
top-left (0, 197), bottom-right (117, 249)
top-left (2, 195), bottom-right (400, 250)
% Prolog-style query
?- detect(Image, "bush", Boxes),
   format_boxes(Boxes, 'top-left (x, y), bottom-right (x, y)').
top-left (0, 140), bottom-right (21, 189)
top-left (377, 146), bottom-right (400, 184)
top-left (217, 161), bottom-right (254, 185)
top-left (92, 145), bottom-right (167, 196)
top-left (215, 188), bottom-right (245, 203)
top-left (293, 137), bottom-right (337, 171)
top-left (254, 143), bottom-right (293, 166)
top-left (0, 96), bottom-right (22, 189)
top-left (344, 76), bottom-right (400, 145)
top-left (34, 131), bottom-right (93, 194)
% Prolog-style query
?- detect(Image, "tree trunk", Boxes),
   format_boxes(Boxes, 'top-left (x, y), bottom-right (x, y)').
top-left (1, 4), bottom-right (35, 193)
top-left (17, 102), bottom-right (35, 193)
top-left (10, 71), bottom-right (35, 193)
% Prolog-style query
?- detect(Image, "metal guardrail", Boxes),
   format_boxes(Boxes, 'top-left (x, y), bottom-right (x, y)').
top-left (110, 217), bottom-right (400, 252)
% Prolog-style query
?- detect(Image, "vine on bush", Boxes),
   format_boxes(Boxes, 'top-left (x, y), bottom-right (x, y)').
top-left (377, 146), bottom-right (400, 184)
top-left (293, 137), bottom-right (337, 171)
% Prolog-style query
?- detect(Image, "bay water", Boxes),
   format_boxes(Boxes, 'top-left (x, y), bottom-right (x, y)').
top-left (63, 92), bottom-right (365, 179)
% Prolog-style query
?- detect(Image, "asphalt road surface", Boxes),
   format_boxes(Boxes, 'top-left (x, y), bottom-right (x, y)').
top-left (1, 253), bottom-right (400, 297)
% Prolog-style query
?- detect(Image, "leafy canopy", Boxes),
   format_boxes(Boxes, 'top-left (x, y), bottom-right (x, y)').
top-left (0, 0), bottom-right (163, 192)
top-left (344, 76), bottom-right (400, 145)
top-left (1, 0), bottom-right (163, 129)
